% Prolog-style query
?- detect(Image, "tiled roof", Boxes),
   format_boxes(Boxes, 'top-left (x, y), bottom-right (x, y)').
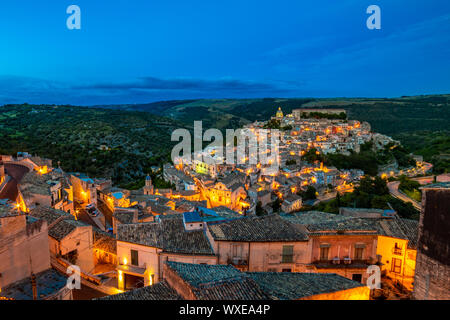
top-left (183, 211), bottom-right (202, 223)
top-left (117, 219), bottom-right (214, 255)
top-left (281, 211), bottom-right (379, 235)
top-left (113, 211), bottom-right (135, 224)
top-left (204, 206), bottom-right (241, 219)
top-left (208, 214), bottom-right (308, 242)
top-left (117, 222), bottom-right (160, 247)
top-left (149, 203), bottom-right (172, 215)
top-left (376, 217), bottom-right (419, 249)
top-left (165, 262), bottom-right (365, 300)
top-left (97, 280), bottom-right (181, 300)
top-left (247, 272), bottom-right (365, 300)
top-left (19, 170), bottom-right (63, 197)
top-left (29, 206), bottom-right (72, 224)
top-left (283, 194), bottom-right (302, 203)
top-left (0, 268), bottom-right (68, 300)
top-left (0, 201), bottom-right (20, 218)
top-left (48, 219), bottom-right (87, 241)
top-left (220, 171), bottom-right (246, 188)
top-left (399, 218), bottom-right (419, 249)
top-left (165, 262), bottom-right (269, 300)
top-left (29, 206), bottom-right (88, 241)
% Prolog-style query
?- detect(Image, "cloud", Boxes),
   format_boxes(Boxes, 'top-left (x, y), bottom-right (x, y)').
top-left (0, 75), bottom-right (300, 106)
top-left (73, 77), bottom-right (292, 94)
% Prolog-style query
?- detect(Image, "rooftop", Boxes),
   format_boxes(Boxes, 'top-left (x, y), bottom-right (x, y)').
top-left (247, 272), bottom-right (365, 300)
top-left (93, 230), bottom-right (117, 254)
top-left (208, 214), bottom-right (308, 242)
top-left (0, 201), bottom-right (21, 218)
top-left (97, 280), bottom-right (181, 300)
top-left (0, 268), bottom-right (68, 300)
top-left (281, 211), bottom-right (379, 235)
top-left (165, 262), bottom-right (365, 300)
top-left (117, 219), bottom-right (214, 255)
top-left (183, 211), bottom-right (202, 223)
top-left (166, 262), bottom-right (269, 300)
top-left (29, 206), bottom-right (88, 241)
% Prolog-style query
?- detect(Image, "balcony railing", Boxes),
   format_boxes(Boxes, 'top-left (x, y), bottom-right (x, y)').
top-left (392, 248), bottom-right (402, 255)
top-left (228, 258), bottom-right (248, 267)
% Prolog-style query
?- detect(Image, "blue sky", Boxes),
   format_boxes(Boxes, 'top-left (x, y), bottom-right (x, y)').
top-left (0, 0), bottom-right (449, 105)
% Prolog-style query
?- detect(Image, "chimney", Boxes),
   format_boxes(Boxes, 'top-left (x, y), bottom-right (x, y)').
top-left (31, 273), bottom-right (37, 300)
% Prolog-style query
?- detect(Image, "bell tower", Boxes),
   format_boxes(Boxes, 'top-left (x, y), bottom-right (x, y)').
top-left (144, 174), bottom-right (154, 195)
top-left (276, 107), bottom-right (284, 119)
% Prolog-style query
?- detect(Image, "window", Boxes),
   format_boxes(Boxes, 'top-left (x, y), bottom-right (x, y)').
top-left (352, 274), bottom-right (362, 283)
top-left (393, 243), bottom-right (402, 255)
top-left (282, 268), bottom-right (292, 272)
top-left (354, 248), bottom-right (364, 260)
top-left (282, 245), bottom-right (294, 263)
top-left (131, 249), bottom-right (139, 266)
top-left (391, 258), bottom-right (402, 274)
top-left (320, 246), bottom-right (330, 261)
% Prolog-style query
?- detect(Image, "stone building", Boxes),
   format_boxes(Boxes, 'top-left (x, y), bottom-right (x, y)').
top-left (0, 202), bottom-right (72, 300)
top-left (413, 183), bottom-right (450, 300)
top-left (206, 214), bottom-right (309, 272)
top-left (100, 261), bottom-right (370, 300)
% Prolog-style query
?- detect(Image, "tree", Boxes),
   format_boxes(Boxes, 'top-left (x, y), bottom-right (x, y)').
top-left (285, 159), bottom-right (297, 166)
top-left (264, 119), bottom-right (281, 129)
top-left (271, 198), bottom-right (282, 212)
top-left (298, 186), bottom-right (317, 201)
top-left (302, 148), bottom-right (325, 164)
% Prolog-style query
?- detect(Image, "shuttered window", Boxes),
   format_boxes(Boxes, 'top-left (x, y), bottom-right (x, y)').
top-left (282, 245), bottom-right (294, 263)
top-left (131, 249), bottom-right (139, 266)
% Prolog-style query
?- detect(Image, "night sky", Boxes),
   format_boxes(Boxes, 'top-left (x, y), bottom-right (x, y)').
top-left (1, 0), bottom-right (449, 105)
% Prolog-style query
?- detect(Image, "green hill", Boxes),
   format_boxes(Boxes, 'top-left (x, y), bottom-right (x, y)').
top-left (0, 104), bottom-right (183, 183)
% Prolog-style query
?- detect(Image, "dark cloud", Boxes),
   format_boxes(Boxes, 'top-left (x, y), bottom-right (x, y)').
top-left (73, 77), bottom-right (288, 94)
top-left (0, 75), bottom-right (299, 106)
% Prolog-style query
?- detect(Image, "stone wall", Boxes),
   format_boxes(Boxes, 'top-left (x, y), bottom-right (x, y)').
top-left (413, 188), bottom-right (450, 300)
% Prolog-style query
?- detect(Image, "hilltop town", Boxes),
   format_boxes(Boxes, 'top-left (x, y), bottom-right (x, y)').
top-left (0, 107), bottom-right (449, 300)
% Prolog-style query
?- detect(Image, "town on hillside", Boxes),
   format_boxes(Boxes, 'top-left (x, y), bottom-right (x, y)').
top-left (0, 107), bottom-right (449, 301)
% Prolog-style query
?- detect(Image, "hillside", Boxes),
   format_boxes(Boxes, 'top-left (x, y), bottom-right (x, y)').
top-left (1, 95), bottom-right (448, 185)
top-left (0, 104), bottom-right (183, 183)
top-left (96, 95), bottom-right (450, 135)
top-left (94, 95), bottom-right (449, 173)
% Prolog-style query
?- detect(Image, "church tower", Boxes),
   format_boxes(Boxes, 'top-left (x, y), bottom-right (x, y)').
top-left (276, 107), bottom-right (284, 119)
top-left (144, 174), bottom-right (154, 195)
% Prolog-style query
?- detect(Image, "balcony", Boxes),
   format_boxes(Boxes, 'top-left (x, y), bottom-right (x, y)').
top-left (310, 259), bottom-right (372, 269)
top-left (392, 248), bottom-right (402, 256)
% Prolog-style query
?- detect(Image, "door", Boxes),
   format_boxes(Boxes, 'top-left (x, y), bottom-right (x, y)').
top-left (391, 258), bottom-right (402, 274)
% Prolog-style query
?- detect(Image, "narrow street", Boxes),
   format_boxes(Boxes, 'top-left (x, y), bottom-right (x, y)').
top-left (0, 164), bottom-right (29, 201)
